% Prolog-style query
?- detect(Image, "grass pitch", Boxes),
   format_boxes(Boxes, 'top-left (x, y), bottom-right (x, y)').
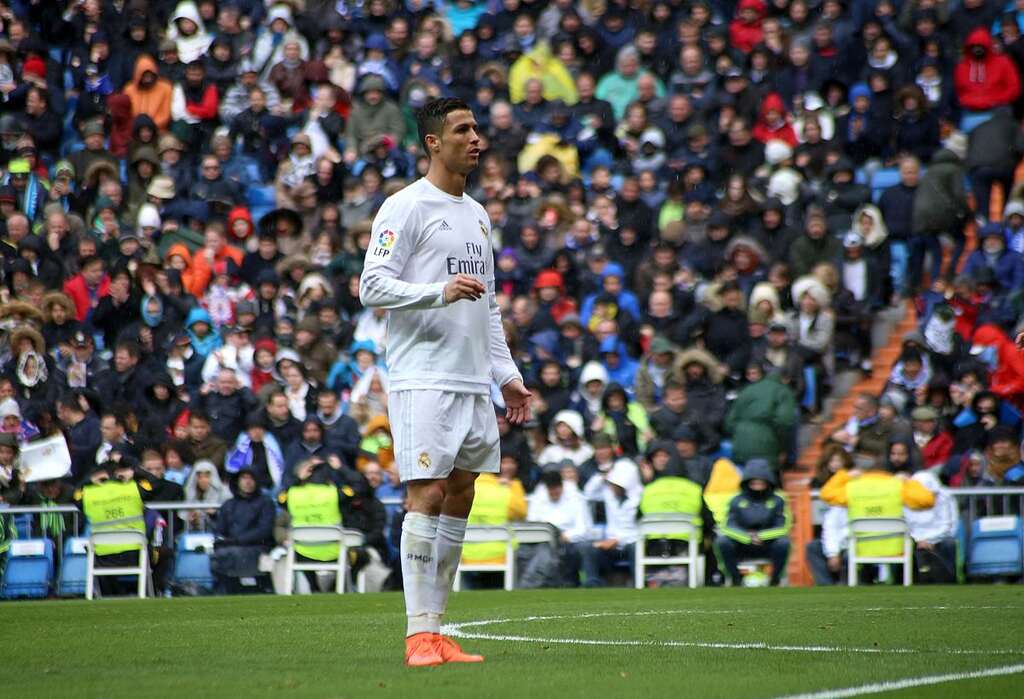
top-left (6, 585), bottom-right (1023, 698)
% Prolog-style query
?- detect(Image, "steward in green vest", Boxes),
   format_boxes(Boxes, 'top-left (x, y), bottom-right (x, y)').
top-left (76, 461), bottom-right (147, 556)
top-left (462, 473), bottom-right (523, 564)
top-left (640, 474), bottom-right (705, 552)
top-left (820, 453), bottom-right (937, 559)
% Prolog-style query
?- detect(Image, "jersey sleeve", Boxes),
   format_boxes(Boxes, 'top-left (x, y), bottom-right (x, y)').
top-left (484, 218), bottom-right (523, 388)
top-left (359, 198), bottom-right (448, 310)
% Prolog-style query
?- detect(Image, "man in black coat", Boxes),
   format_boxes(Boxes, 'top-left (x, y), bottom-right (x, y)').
top-left (56, 394), bottom-right (102, 482)
top-left (966, 106), bottom-right (1024, 225)
top-left (93, 340), bottom-right (149, 414)
top-left (197, 367), bottom-right (258, 445)
top-left (210, 467), bottom-right (276, 594)
top-left (878, 156), bottom-right (919, 298)
top-left (314, 390), bottom-right (362, 468)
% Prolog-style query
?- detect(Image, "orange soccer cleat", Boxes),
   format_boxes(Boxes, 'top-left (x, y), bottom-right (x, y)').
top-left (435, 635), bottom-right (485, 663)
top-left (405, 632), bottom-right (444, 667)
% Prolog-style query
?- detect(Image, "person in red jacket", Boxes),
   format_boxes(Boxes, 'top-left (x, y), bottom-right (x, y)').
top-left (910, 406), bottom-right (953, 470)
top-left (954, 28), bottom-right (1022, 111)
top-left (62, 256), bottom-right (110, 322)
top-left (729, 0), bottom-right (766, 54)
top-left (751, 92), bottom-right (798, 147)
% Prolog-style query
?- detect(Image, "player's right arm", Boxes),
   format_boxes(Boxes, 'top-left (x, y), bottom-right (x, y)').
top-left (359, 201), bottom-right (448, 310)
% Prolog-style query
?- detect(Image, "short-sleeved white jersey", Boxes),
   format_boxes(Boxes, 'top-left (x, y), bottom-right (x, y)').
top-left (359, 177), bottom-right (522, 395)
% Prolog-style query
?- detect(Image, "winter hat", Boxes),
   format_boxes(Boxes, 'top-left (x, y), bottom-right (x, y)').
top-left (533, 269), bottom-right (564, 290)
top-left (764, 139), bottom-right (793, 165)
top-left (0, 398), bottom-right (20, 419)
top-left (1003, 200), bottom-right (1024, 220)
top-left (21, 55), bottom-right (46, 80)
top-left (137, 203), bottom-right (161, 230)
top-left (767, 168), bottom-right (801, 205)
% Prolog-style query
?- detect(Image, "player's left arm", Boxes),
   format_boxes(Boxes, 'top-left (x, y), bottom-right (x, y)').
top-left (483, 218), bottom-right (531, 424)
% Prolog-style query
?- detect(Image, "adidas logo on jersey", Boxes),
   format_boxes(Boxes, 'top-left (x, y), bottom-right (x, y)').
top-left (439, 220), bottom-right (453, 231)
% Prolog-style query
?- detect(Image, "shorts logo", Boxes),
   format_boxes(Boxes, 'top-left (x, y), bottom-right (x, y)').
top-left (418, 452), bottom-right (432, 470)
top-left (377, 229), bottom-right (396, 249)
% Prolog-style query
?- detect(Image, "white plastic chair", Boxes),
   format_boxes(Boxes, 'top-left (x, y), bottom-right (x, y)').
top-left (85, 530), bottom-right (151, 599)
top-left (510, 522), bottom-right (559, 546)
top-left (453, 525), bottom-right (515, 591)
top-left (284, 525), bottom-right (366, 594)
top-left (847, 518), bottom-right (913, 587)
top-left (635, 514), bottom-right (703, 589)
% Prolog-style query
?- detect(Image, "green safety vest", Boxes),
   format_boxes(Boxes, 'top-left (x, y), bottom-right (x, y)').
top-left (640, 477), bottom-right (704, 540)
top-left (462, 481), bottom-right (511, 563)
top-left (847, 476), bottom-right (904, 557)
top-left (288, 484), bottom-right (342, 562)
top-left (82, 481), bottom-right (145, 555)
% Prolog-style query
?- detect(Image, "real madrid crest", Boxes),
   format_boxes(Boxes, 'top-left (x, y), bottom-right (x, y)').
top-left (478, 220), bottom-right (488, 238)
top-left (418, 452), bottom-right (432, 470)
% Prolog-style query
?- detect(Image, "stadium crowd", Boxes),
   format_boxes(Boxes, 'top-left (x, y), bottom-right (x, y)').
top-left (0, 0), bottom-right (1024, 592)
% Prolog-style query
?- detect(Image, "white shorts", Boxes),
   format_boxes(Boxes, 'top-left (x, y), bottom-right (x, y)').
top-left (389, 389), bottom-right (500, 482)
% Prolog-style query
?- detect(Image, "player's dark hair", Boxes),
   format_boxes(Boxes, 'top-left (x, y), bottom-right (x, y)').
top-left (416, 97), bottom-right (471, 154)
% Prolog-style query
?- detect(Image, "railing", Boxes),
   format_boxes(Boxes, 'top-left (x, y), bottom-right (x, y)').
top-left (0, 498), bottom-right (407, 554)
top-left (809, 487), bottom-right (1024, 552)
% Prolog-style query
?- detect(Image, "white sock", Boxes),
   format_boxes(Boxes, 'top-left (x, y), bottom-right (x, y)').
top-left (401, 512), bottom-right (439, 636)
top-left (430, 514), bottom-right (468, 626)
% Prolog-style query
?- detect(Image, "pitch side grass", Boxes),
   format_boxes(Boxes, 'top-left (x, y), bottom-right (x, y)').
top-left (5, 585), bottom-right (1022, 697)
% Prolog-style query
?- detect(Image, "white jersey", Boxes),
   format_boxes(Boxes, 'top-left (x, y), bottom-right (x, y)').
top-left (359, 178), bottom-right (522, 395)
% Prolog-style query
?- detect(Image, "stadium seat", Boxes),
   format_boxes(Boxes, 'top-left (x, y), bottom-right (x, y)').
top-left (57, 537), bottom-right (90, 597)
top-left (283, 525), bottom-right (366, 594)
top-left (1, 538), bottom-right (55, 599)
top-left (959, 111), bottom-right (993, 134)
top-left (85, 529), bottom-right (151, 599)
top-left (173, 533), bottom-right (216, 594)
top-left (847, 517), bottom-right (913, 586)
top-left (13, 513), bottom-right (33, 539)
top-left (453, 525), bottom-right (515, 592)
top-left (246, 185), bottom-right (276, 209)
top-left (635, 514), bottom-right (703, 589)
top-left (870, 168), bottom-right (901, 202)
top-left (966, 516), bottom-right (1023, 578)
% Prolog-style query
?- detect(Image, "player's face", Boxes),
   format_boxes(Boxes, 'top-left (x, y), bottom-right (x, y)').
top-left (436, 109), bottom-right (481, 175)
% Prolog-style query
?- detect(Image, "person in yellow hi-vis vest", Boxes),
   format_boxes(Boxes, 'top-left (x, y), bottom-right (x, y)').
top-left (74, 460), bottom-right (148, 596)
top-left (820, 452), bottom-right (935, 583)
top-left (276, 459), bottom-right (363, 592)
top-left (639, 472), bottom-right (706, 559)
top-left (459, 462), bottom-right (526, 586)
top-left (715, 459), bottom-right (791, 586)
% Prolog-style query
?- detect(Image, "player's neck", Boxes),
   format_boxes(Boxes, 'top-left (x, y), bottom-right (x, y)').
top-left (425, 164), bottom-right (466, 198)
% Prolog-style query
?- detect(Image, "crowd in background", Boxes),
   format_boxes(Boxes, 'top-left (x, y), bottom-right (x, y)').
top-left (1, 0), bottom-right (1024, 591)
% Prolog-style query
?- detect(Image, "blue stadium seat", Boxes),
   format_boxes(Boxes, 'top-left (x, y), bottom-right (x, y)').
top-left (173, 533), bottom-right (216, 593)
top-left (57, 537), bottom-right (90, 597)
top-left (1, 538), bottom-right (55, 599)
top-left (246, 185), bottom-right (276, 209)
top-left (870, 168), bottom-right (901, 202)
top-left (966, 516), bottom-right (1023, 578)
top-left (959, 111), bottom-right (993, 134)
top-left (13, 514), bottom-right (33, 539)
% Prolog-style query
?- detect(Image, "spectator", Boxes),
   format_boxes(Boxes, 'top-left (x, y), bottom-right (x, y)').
top-left (716, 459), bottom-right (791, 586)
top-left (579, 459), bottom-right (641, 586)
top-left (210, 467), bottom-right (275, 594)
top-left (522, 469), bottom-right (592, 587)
top-left (953, 29), bottom-right (1021, 112)
top-left (182, 460), bottom-right (230, 530)
top-left (725, 361), bottom-right (797, 469)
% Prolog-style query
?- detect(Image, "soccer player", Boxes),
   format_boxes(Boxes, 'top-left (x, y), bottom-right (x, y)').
top-left (359, 98), bottom-right (532, 667)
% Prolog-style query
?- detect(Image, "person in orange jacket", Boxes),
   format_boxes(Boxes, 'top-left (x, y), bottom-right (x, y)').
top-left (188, 225), bottom-right (244, 296)
top-left (123, 55), bottom-right (173, 131)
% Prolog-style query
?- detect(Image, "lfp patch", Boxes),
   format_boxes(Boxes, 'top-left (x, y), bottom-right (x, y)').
top-left (377, 229), bottom-right (396, 249)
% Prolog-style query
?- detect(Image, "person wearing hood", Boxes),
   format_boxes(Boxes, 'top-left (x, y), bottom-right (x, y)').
top-left (184, 307), bottom-right (222, 359)
top-left (963, 224), bottom-right (1024, 291)
top-left (911, 137), bottom-right (970, 291)
top-left (580, 458), bottom-right (641, 586)
top-left (123, 54), bottom-right (173, 131)
top-left (672, 348), bottom-right (728, 431)
top-left (729, 0), bottom-right (766, 54)
top-left (597, 336), bottom-right (639, 388)
top-left (126, 144), bottom-right (161, 216)
top-left (210, 465), bottom-right (275, 594)
top-left (954, 28), bottom-right (1022, 112)
top-left (592, 382), bottom-right (651, 457)
top-left (568, 361), bottom-right (609, 427)
top-left (168, 1), bottom-right (214, 64)
top-left (837, 82), bottom-right (889, 165)
top-left (138, 370), bottom-right (186, 444)
top-left (715, 458), bottom-right (791, 586)
top-left (579, 262), bottom-right (641, 328)
top-left (816, 157), bottom-right (870, 234)
top-left (752, 92), bottom-right (797, 147)
top-left (538, 409), bottom-right (595, 468)
top-left (342, 75), bottom-right (406, 165)
top-left (702, 282), bottom-right (753, 376)
top-left (293, 316), bottom-right (337, 385)
top-left (181, 459), bottom-right (231, 528)
top-left (252, 4), bottom-right (310, 82)
top-left (725, 361), bottom-right (798, 469)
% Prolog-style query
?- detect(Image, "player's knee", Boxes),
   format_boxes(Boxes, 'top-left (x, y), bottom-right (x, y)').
top-left (407, 481), bottom-right (446, 516)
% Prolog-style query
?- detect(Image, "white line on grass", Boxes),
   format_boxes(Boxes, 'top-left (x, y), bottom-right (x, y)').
top-left (772, 662), bottom-right (1024, 699)
top-left (442, 608), bottom-right (1024, 656)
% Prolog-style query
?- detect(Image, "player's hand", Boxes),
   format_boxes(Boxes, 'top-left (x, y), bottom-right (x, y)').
top-left (443, 274), bottom-right (485, 304)
top-left (501, 379), bottom-right (532, 425)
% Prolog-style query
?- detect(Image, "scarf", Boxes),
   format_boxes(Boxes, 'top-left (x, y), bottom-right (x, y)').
top-left (226, 433), bottom-right (284, 487)
top-left (281, 153), bottom-right (315, 189)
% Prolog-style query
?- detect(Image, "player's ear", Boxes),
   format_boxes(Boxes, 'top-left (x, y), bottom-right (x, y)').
top-left (425, 133), bottom-right (440, 153)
